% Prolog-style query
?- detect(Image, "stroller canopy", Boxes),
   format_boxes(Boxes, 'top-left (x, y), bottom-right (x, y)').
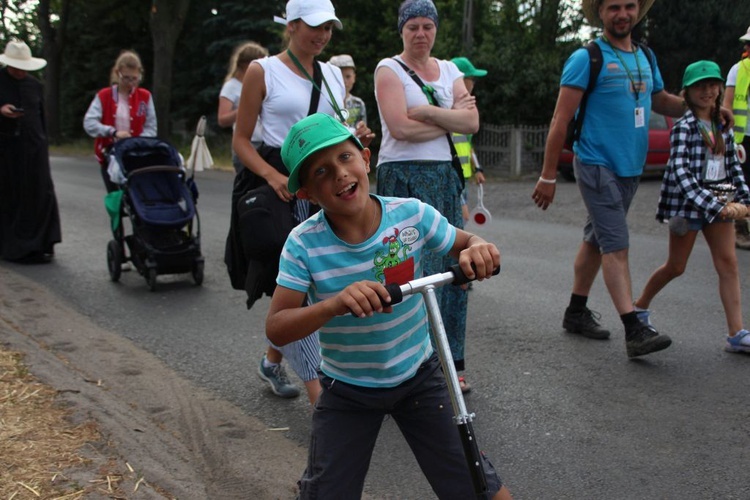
top-left (109, 137), bottom-right (195, 229)
top-left (109, 137), bottom-right (183, 178)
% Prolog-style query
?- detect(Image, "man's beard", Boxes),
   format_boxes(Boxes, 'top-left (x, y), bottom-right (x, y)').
top-left (606, 19), bottom-right (634, 39)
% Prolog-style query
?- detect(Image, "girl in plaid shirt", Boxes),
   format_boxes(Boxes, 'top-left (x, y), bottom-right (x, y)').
top-left (634, 60), bottom-right (750, 353)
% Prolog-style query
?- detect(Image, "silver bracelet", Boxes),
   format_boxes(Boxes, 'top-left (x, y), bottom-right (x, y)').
top-left (538, 176), bottom-right (557, 184)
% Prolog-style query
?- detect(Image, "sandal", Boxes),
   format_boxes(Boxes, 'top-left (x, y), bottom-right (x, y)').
top-left (458, 376), bottom-right (472, 394)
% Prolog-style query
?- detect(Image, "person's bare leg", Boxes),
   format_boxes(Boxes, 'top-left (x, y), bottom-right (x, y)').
top-left (571, 240), bottom-right (601, 296)
top-left (605, 248), bottom-right (673, 357)
top-left (634, 230), bottom-right (697, 310)
top-left (600, 248), bottom-right (635, 314)
top-left (703, 222), bottom-right (744, 334)
top-left (266, 345), bottom-right (282, 364)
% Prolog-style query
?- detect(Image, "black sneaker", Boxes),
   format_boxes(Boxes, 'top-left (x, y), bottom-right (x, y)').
top-left (563, 307), bottom-right (611, 340)
top-left (625, 324), bottom-right (672, 358)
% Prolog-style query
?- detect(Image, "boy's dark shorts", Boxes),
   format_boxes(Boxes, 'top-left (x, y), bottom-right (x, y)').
top-left (298, 353), bottom-right (503, 499)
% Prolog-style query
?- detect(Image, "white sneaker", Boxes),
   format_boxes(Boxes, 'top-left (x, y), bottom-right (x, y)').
top-left (725, 329), bottom-right (750, 353)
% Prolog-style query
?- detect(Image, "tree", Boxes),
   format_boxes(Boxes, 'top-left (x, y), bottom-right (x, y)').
top-left (27, 0), bottom-right (750, 148)
top-left (56, 0), bottom-right (151, 140)
top-left (0, 0), bottom-right (38, 44)
top-left (149, 0), bottom-right (190, 139)
top-left (644, 0), bottom-right (750, 93)
top-left (37, 0), bottom-right (71, 143)
top-left (169, 0), bottom-right (282, 136)
top-left (471, 0), bottom-right (583, 125)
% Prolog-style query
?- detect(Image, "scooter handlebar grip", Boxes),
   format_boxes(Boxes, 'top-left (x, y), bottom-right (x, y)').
top-left (450, 263), bottom-right (501, 286)
top-left (385, 283), bottom-right (403, 306)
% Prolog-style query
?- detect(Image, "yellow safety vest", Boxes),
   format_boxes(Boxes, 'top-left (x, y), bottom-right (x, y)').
top-left (452, 133), bottom-right (473, 178)
top-left (733, 59), bottom-right (750, 143)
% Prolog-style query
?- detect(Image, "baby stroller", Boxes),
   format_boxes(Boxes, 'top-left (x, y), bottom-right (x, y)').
top-left (105, 137), bottom-right (203, 291)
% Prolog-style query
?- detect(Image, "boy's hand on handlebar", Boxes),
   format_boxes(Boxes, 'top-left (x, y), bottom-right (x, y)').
top-left (336, 281), bottom-right (393, 318)
top-left (459, 239), bottom-right (501, 281)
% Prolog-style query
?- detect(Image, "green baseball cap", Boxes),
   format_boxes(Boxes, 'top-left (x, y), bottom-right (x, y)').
top-left (451, 57), bottom-right (487, 78)
top-left (282, 113), bottom-right (363, 193)
top-left (682, 60), bottom-right (724, 88)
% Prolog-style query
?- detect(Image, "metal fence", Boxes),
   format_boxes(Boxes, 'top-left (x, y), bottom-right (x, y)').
top-left (473, 124), bottom-right (549, 178)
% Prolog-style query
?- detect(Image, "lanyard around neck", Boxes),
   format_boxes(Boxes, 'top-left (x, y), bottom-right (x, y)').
top-left (697, 118), bottom-right (719, 153)
top-left (286, 49), bottom-right (347, 123)
top-left (602, 36), bottom-right (643, 104)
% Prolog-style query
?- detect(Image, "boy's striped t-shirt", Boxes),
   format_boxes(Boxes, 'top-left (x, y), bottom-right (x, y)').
top-left (277, 195), bottom-right (456, 388)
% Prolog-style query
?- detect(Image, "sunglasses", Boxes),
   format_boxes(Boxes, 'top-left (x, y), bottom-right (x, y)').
top-left (118, 72), bottom-right (140, 83)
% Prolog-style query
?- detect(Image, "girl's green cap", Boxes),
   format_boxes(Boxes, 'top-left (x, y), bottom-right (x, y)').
top-left (682, 60), bottom-right (724, 88)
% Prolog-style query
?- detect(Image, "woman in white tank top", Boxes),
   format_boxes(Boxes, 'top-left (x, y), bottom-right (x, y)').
top-left (229, 0), bottom-right (373, 406)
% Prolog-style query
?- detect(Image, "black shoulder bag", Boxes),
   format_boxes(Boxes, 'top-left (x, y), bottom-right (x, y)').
top-left (393, 57), bottom-right (465, 191)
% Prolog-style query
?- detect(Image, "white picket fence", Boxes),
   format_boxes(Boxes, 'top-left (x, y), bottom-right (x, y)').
top-left (473, 124), bottom-right (548, 178)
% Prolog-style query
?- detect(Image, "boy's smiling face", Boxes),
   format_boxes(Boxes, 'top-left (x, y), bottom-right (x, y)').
top-left (297, 140), bottom-right (371, 213)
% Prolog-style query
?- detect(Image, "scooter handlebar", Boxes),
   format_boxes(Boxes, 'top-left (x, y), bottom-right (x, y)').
top-left (385, 264), bottom-right (500, 307)
top-left (384, 283), bottom-right (404, 305)
top-left (449, 263), bottom-right (501, 286)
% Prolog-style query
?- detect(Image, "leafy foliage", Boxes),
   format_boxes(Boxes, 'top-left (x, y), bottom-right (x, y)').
top-left (14, 0), bottom-right (750, 146)
top-left (643, 0), bottom-right (750, 94)
top-left (0, 0), bottom-right (39, 48)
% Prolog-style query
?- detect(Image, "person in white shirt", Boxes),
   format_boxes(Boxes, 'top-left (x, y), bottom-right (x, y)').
top-left (217, 41), bottom-right (268, 174)
top-left (228, 0), bottom-right (373, 405)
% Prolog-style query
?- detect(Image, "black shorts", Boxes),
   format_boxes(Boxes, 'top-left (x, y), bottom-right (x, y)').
top-left (298, 354), bottom-right (503, 499)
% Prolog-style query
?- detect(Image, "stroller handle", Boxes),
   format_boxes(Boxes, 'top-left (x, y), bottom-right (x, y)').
top-left (385, 263), bottom-right (500, 306)
top-left (125, 165), bottom-right (185, 178)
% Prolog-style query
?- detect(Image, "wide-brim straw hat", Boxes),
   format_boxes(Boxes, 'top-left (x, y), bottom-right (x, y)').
top-left (0, 40), bottom-right (47, 71)
top-left (582, 0), bottom-right (656, 29)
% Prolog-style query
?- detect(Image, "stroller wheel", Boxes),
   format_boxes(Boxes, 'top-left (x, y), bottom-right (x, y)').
top-left (107, 240), bottom-right (123, 282)
top-left (192, 261), bottom-right (204, 286)
top-left (146, 268), bottom-right (158, 291)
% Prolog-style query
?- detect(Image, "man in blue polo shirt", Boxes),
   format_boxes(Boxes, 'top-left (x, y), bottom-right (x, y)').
top-left (532, 0), bottom-right (705, 358)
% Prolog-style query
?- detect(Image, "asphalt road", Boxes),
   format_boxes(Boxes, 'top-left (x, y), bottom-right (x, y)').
top-left (4, 155), bottom-right (750, 499)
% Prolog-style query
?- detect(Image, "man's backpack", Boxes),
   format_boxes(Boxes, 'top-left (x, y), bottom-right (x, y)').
top-left (564, 41), bottom-right (655, 149)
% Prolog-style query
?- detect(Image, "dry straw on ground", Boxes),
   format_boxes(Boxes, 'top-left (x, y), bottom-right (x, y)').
top-left (1, 346), bottom-right (97, 498)
top-left (0, 346), bottom-right (140, 499)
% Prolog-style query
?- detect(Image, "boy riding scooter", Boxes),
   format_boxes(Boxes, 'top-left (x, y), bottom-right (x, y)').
top-left (265, 113), bottom-right (512, 499)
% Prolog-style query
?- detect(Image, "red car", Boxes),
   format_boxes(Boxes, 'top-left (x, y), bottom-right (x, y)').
top-left (558, 111), bottom-right (674, 181)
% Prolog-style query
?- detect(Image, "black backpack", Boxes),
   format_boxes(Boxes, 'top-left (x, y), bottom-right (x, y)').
top-left (565, 41), bottom-right (655, 148)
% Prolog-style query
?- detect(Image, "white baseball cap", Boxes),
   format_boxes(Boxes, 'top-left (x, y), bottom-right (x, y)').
top-left (329, 54), bottom-right (355, 68)
top-left (0, 40), bottom-right (47, 72)
top-left (740, 26), bottom-right (750, 42)
top-left (274, 0), bottom-right (342, 29)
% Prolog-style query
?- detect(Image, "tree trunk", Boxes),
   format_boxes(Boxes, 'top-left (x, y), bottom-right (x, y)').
top-left (37, 0), bottom-right (71, 144)
top-left (149, 0), bottom-right (190, 140)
